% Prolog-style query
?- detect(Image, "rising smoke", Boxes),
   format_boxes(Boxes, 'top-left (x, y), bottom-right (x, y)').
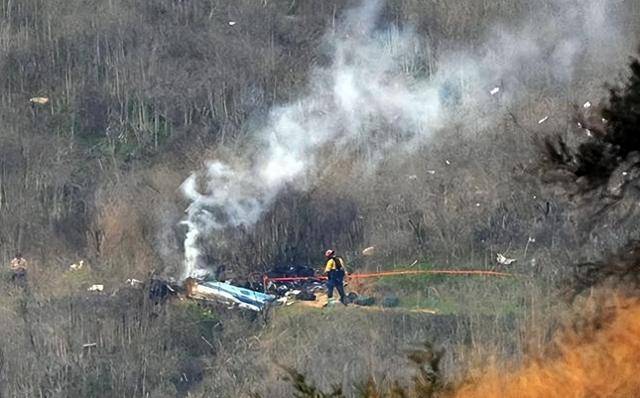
top-left (180, 0), bottom-right (632, 279)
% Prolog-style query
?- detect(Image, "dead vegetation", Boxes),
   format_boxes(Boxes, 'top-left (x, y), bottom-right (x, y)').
top-left (1, 0), bottom-right (640, 396)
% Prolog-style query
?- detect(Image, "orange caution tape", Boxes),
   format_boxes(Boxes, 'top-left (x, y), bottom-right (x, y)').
top-left (264, 269), bottom-right (512, 283)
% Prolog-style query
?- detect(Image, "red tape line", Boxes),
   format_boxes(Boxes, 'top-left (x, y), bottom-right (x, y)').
top-left (265, 269), bottom-right (512, 283)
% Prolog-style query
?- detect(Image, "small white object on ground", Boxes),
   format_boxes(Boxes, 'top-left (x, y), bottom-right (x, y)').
top-left (408, 175), bottom-right (417, 180)
top-left (538, 116), bottom-right (549, 124)
top-left (88, 284), bottom-right (104, 292)
top-left (228, 21), bottom-right (236, 26)
top-left (583, 101), bottom-right (592, 108)
top-left (82, 343), bottom-right (97, 348)
top-left (29, 97), bottom-right (49, 105)
top-left (69, 260), bottom-right (84, 271)
top-left (490, 87), bottom-right (500, 95)
top-left (362, 246), bottom-right (375, 256)
top-left (496, 253), bottom-right (517, 265)
top-left (427, 170), bottom-right (436, 175)
top-left (445, 160), bottom-right (451, 165)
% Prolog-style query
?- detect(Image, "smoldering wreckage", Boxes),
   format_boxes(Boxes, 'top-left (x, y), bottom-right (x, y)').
top-left (134, 249), bottom-right (512, 313)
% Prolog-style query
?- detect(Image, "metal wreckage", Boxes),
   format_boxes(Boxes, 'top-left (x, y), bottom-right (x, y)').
top-left (145, 262), bottom-right (511, 312)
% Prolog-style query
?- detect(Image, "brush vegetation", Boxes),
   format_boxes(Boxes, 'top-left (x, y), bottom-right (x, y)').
top-left (1, 0), bottom-right (640, 396)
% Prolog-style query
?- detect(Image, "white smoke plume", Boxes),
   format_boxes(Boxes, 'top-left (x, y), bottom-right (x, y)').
top-left (179, 0), bottom-right (632, 279)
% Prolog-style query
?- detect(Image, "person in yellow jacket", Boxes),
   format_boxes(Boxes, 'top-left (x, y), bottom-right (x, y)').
top-left (323, 249), bottom-right (347, 305)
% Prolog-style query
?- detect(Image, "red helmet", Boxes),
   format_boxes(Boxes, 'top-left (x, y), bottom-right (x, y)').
top-left (324, 249), bottom-right (335, 258)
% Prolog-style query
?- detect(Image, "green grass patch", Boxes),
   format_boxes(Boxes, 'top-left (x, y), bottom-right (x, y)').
top-left (369, 265), bottom-right (531, 316)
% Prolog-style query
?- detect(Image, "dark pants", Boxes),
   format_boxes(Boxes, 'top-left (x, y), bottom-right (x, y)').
top-left (327, 269), bottom-right (346, 304)
top-left (11, 269), bottom-right (27, 287)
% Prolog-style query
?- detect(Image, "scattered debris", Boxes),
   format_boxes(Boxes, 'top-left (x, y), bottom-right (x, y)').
top-left (148, 278), bottom-right (178, 304)
top-left (29, 97), bottom-right (49, 105)
top-left (126, 278), bottom-right (144, 287)
top-left (583, 101), bottom-right (592, 108)
top-left (87, 284), bottom-right (104, 292)
top-left (362, 246), bottom-right (375, 256)
top-left (297, 291), bottom-right (317, 301)
top-left (496, 253), bottom-right (517, 265)
top-left (185, 278), bottom-right (276, 312)
top-left (69, 260), bottom-right (85, 271)
top-left (490, 87), bottom-right (500, 95)
top-left (538, 116), bottom-right (549, 124)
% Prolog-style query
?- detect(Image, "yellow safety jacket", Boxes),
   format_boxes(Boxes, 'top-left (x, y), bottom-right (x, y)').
top-left (324, 257), bottom-right (345, 273)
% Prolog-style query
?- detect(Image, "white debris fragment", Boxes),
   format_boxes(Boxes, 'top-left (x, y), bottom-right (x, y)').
top-left (490, 87), bottom-right (500, 95)
top-left (69, 260), bottom-right (85, 271)
top-left (408, 175), bottom-right (418, 180)
top-left (82, 343), bottom-right (97, 348)
top-left (496, 253), bottom-right (517, 265)
top-left (427, 170), bottom-right (436, 175)
top-left (528, 237), bottom-right (536, 243)
top-left (623, 172), bottom-right (629, 176)
top-left (126, 278), bottom-right (143, 287)
top-left (228, 21), bottom-right (236, 26)
top-left (602, 118), bottom-right (607, 123)
top-left (362, 246), bottom-right (375, 256)
top-left (475, 203), bottom-right (481, 207)
top-left (538, 116), bottom-right (549, 124)
top-left (585, 129), bottom-right (593, 137)
top-left (583, 101), bottom-right (592, 108)
top-left (88, 284), bottom-right (104, 292)
top-left (29, 97), bottom-right (49, 105)
top-left (445, 160), bottom-right (451, 165)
